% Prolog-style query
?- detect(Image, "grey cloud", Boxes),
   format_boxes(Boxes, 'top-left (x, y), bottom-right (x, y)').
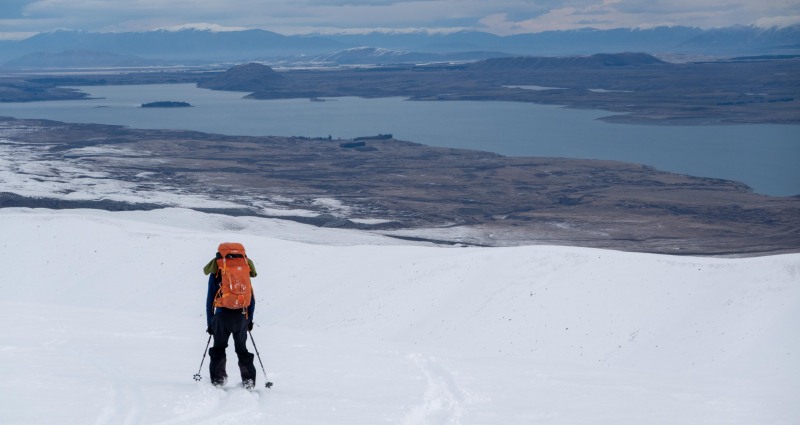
top-left (3, 0), bottom-right (799, 36)
top-left (0, 0), bottom-right (34, 18)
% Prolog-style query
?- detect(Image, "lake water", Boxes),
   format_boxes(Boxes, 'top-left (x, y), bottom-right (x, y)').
top-left (1, 83), bottom-right (798, 196)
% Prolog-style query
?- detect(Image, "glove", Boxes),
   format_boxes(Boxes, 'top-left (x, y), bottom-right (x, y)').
top-left (247, 322), bottom-right (254, 331)
top-left (206, 326), bottom-right (213, 335)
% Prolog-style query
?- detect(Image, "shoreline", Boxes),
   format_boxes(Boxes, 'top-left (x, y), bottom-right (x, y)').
top-left (1, 84), bottom-right (797, 197)
top-left (2, 116), bottom-right (797, 256)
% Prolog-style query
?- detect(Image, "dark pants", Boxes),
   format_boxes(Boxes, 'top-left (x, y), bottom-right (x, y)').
top-left (209, 308), bottom-right (256, 386)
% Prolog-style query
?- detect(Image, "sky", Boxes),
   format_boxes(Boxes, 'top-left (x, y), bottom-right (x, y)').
top-left (1, 0), bottom-right (799, 40)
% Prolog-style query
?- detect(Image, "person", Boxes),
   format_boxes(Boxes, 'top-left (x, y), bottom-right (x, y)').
top-left (204, 243), bottom-right (258, 389)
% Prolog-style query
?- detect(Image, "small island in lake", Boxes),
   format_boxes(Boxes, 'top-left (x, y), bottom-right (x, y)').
top-left (141, 101), bottom-right (192, 108)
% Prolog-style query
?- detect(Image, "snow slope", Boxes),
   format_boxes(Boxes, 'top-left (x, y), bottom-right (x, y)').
top-left (1, 207), bottom-right (798, 424)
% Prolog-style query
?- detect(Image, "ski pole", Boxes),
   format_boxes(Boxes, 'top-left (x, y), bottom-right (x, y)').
top-left (193, 334), bottom-right (212, 382)
top-left (249, 330), bottom-right (273, 388)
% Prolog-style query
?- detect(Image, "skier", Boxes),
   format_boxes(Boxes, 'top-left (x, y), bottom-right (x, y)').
top-left (204, 242), bottom-right (258, 389)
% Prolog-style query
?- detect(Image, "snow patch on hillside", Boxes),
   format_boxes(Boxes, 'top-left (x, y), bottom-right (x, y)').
top-left (1, 207), bottom-right (798, 424)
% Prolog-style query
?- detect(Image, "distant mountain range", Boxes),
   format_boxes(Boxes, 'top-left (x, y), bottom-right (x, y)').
top-left (2, 49), bottom-right (158, 68)
top-left (1, 25), bottom-right (798, 68)
top-left (0, 28), bottom-right (345, 65)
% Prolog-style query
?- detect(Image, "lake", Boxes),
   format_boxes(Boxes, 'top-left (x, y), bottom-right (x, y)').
top-left (0, 83), bottom-right (797, 196)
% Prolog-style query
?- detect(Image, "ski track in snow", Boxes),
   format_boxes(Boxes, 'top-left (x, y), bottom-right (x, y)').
top-left (157, 385), bottom-right (262, 425)
top-left (403, 354), bottom-right (467, 425)
top-left (90, 361), bottom-right (145, 425)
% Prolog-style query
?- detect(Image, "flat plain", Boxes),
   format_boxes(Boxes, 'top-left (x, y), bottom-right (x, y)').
top-left (2, 117), bottom-right (797, 255)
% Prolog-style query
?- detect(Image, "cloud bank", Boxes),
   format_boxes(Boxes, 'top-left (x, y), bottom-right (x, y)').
top-left (1, 0), bottom-right (798, 39)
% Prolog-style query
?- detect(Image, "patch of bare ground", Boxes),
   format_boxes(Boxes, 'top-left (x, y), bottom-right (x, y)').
top-left (1, 117), bottom-right (797, 255)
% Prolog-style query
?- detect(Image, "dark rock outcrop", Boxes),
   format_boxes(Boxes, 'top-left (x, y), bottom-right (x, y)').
top-left (198, 63), bottom-right (285, 92)
top-left (468, 53), bottom-right (666, 71)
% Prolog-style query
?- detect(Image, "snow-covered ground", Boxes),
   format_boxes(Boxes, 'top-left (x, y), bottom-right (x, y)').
top-left (1, 207), bottom-right (798, 424)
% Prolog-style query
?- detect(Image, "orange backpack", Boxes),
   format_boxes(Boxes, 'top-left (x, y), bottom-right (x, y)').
top-left (213, 242), bottom-right (253, 312)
